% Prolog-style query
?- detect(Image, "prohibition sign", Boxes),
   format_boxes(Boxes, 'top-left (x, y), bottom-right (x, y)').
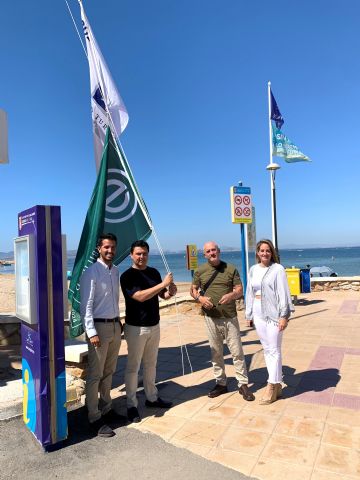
top-left (243, 195), bottom-right (250, 206)
top-left (234, 195), bottom-right (242, 205)
top-left (243, 207), bottom-right (251, 216)
top-left (235, 207), bottom-right (242, 216)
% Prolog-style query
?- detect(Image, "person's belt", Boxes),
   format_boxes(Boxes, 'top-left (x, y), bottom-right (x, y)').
top-left (94, 317), bottom-right (119, 323)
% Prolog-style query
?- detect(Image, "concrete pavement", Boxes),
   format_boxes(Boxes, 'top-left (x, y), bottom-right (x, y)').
top-left (1, 290), bottom-right (360, 479)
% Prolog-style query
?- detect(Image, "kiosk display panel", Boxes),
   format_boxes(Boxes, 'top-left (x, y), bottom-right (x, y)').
top-left (14, 235), bottom-right (37, 324)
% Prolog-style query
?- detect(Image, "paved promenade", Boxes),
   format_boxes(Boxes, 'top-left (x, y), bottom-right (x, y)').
top-left (1, 290), bottom-right (360, 479)
top-left (117, 290), bottom-right (360, 479)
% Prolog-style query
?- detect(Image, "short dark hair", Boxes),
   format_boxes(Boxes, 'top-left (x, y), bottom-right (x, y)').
top-left (130, 240), bottom-right (149, 253)
top-left (97, 233), bottom-right (117, 248)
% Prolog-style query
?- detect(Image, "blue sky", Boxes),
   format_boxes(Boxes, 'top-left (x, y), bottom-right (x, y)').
top-left (1, 0), bottom-right (360, 253)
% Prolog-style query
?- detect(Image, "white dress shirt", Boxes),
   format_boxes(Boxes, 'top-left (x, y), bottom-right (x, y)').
top-left (80, 258), bottom-right (120, 338)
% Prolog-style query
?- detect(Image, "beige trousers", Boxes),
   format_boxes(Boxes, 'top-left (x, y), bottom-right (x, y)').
top-left (86, 321), bottom-right (122, 423)
top-left (204, 315), bottom-right (248, 387)
top-left (124, 323), bottom-right (160, 408)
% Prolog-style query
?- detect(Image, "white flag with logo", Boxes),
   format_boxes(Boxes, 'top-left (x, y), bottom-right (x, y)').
top-left (79, 1), bottom-right (129, 171)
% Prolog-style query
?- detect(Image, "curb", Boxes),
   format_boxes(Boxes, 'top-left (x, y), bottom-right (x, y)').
top-left (0, 399), bottom-right (22, 422)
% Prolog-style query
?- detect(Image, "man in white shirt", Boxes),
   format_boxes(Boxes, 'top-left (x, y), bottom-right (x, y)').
top-left (80, 233), bottom-right (122, 437)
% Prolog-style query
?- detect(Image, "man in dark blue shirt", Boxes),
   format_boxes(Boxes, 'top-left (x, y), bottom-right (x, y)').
top-left (120, 240), bottom-right (177, 423)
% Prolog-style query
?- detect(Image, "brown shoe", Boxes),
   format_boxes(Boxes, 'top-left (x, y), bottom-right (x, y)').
top-left (239, 384), bottom-right (255, 401)
top-left (208, 384), bottom-right (228, 398)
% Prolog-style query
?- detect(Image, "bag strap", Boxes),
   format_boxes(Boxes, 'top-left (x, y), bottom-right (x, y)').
top-left (203, 268), bottom-right (220, 293)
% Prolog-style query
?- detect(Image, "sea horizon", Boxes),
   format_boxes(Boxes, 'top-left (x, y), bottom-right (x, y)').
top-left (1, 244), bottom-right (360, 259)
top-left (1, 245), bottom-right (360, 281)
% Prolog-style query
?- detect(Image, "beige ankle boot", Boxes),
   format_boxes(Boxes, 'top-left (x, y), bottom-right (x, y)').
top-left (259, 383), bottom-right (277, 405)
top-left (276, 383), bottom-right (282, 398)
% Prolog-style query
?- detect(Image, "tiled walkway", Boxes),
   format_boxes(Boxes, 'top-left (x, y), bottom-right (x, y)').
top-left (110, 291), bottom-right (360, 480)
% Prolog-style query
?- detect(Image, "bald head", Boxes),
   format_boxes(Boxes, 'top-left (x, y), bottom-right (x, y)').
top-left (203, 241), bottom-right (221, 266)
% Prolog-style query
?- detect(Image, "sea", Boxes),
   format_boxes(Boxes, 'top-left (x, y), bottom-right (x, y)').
top-left (1, 246), bottom-right (360, 281)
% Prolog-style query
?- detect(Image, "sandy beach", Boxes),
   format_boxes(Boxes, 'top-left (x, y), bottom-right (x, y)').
top-left (0, 274), bottom-right (192, 314)
top-left (0, 274), bottom-right (15, 313)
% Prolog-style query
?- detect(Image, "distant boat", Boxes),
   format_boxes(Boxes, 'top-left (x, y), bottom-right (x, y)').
top-left (0, 261), bottom-right (12, 266)
top-left (310, 266), bottom-right (337, 278)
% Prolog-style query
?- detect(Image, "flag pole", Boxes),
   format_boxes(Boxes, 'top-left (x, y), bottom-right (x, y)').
top-left (68, 1), bottom-right (153, 231)
top-left (67, 0), bottom-right (171, 273)
top-left (267, 81), bottom-right (280, 255)
top-left (64, 0), bottom-right (87, 57)
top-left (85, 45), bottom-right (171, 272)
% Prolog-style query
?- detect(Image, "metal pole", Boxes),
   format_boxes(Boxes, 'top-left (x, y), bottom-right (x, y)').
top-left (240, 224), bottom-right (247, 295)
top-left (244, 223), bottom-right (249, 277)
top-left (268, 82), bottom-right (276, 248)
top-left (271, 170), bottom-right (280, 261)
top-left (238, 181), bottom-right (247, 294)
top-left (267, 82), bottom-right (280, 261)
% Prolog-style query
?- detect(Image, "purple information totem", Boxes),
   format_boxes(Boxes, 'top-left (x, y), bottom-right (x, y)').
top-left (17, 205), bottom-right (67, 448)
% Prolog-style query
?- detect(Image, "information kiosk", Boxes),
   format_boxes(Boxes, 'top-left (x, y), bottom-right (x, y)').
top-left (15, 205), bottom-right (67, 448)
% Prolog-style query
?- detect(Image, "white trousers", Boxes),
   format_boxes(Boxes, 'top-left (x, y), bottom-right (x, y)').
top-left (124, 324), bottom-right (160, 408)
top-left (253, 299), bottom-right (283, 384)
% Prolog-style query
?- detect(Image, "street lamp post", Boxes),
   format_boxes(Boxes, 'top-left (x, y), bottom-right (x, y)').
top-left (266, 161), bottom-right (281, 258)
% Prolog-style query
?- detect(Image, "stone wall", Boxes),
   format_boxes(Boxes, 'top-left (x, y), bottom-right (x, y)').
top-left (311, 277), bottom-right (360, 292)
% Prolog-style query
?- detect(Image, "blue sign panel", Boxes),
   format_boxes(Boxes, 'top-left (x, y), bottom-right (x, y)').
top-left (233, 186), bottom-right (251, 195)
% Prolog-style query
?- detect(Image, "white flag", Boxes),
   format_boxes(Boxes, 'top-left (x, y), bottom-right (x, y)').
top-left (0, 109), bottom-right (9, 164)
top-left (79, 1), bottom-right (129, 171)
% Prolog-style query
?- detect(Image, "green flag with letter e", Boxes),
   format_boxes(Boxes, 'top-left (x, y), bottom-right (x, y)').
top-left (272, 126), bottom-right (311, 163)
top-left (68, 128), bottom-right (152, 337)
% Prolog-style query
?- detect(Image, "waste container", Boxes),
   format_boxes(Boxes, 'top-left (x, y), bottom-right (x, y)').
top-left (300, 268), bottom-right (311, 293)
top-left (285, 268), bottom-right (301, 296)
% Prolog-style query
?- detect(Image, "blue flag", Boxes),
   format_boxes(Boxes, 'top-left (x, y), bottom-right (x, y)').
top-left (272, 126), bottom-right (311, 163)
top-left (270, 90), bottom-right (284, 129)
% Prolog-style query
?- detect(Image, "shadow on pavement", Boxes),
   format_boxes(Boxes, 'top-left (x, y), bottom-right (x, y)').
top-left (47, 404), bottom-right (128, 451)
top-left (291, 308), bottom-right (328, 320)
top-left (247, 365), bottom-right (340, 399)
top-left (293, 367), bottom-right (341, 394)
top-left (0, 345), bottom-right (22, 387)
top-left (295, 298), bottom-right (325, 306)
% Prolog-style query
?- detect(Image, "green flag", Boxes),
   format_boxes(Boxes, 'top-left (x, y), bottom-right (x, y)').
top-left (104, 133), bottom-right (152, 265)
top-left (272, 126), bottom-right (311, 163)
top-left (68, 128), bottom-right (152, 337)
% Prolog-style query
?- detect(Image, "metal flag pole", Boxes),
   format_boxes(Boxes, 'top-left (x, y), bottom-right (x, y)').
top-left (267, 81), bottom-right (280, 259)
top-left (65, 0), bottom-right (193, 375)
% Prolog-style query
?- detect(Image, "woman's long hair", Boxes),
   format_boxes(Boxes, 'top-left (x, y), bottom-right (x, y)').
top-left (255, 239), bottom-right (279, 264)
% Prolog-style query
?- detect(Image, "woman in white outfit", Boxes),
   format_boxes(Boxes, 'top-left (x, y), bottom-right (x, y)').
top-left (245, 239), bottom-right (293, 404)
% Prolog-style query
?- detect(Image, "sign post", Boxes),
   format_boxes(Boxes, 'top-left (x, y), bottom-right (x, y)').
top-left (16, 205), bottom-right (67, 449)
top-left (230, 185), bottom-right (253, 295)
top-left (247, 206), bottom-right (257, 265)
top-left (0, 108), bottom-right (9, 164)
